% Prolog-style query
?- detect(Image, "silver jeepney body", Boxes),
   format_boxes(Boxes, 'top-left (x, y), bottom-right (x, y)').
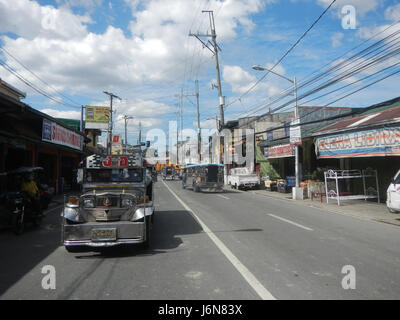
top-left (61, 154), bottom-right (154, 249)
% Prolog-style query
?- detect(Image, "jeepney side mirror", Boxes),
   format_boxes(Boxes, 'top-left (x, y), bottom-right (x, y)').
top-left (76, 168), bottom-right (83, 184)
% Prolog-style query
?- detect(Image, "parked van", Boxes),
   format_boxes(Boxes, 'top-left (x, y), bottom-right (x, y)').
top-left (386, 169), bottom-right (400, 213)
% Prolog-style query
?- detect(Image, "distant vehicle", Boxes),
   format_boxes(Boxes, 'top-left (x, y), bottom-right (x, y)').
top-left (182, 163), bottom-right (224, 192)
top-left (162, 166), bottom-right (175, 180)
top-left (387, 169), bottom-right (400, 213)
top-left (227, 167), bottom-right (260, 190)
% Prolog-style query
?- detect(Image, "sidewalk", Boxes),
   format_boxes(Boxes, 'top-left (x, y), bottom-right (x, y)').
top-left (246, 188), bottom-right (400, 227)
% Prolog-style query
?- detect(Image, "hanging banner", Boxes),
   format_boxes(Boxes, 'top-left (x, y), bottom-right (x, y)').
top-left (290, 118), bottom-right (301, 145)
top-left (315, 126), bottom-right (400, 158)
top-left (85, 106), bottom-right (110, 129)
top-left (42, 119), bottom-right (83, 151)
top-left (264, 144), bottom-right (295, 159)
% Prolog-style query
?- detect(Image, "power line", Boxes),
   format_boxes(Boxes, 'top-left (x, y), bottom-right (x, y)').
top-left (0, 60), bottom-right (80, 109)
top-left (0, 46), bottom-right (82, 107)
top-left (234, 24), bottom-right (400, 124)
top-left (224, 0), bottom-right (337, 109)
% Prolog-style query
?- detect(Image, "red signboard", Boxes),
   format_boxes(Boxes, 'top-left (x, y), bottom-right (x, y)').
top-left (265, 144), bottom-right (295, 159)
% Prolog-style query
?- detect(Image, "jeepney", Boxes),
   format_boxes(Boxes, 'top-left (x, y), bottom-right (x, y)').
top-left (61, 153), bottom-right (154, 252)
top-left (182, 164), bottom-right (224, 192)
top-left (162, 166), bottom-right (175, 180)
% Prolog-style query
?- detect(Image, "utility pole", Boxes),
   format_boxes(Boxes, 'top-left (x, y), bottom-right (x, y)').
top-left (181, 81), bottom-right (202, 163)
top-left (176, 113), bottom-right (179, 165)
top-left (189, 10), bottom-right (224, 129)
top-left (175, 88), bottom-right (183, 164)
top-left (138, 121), bottom-right (142, 145)
top-left (103, 91), bottom-right (122, 154)
top-left (195, 80), bottom-right (201, 162)
top-left (80, 105), bottom-right (84, 132)
top-left (123, 115), bottom-right (133, 154)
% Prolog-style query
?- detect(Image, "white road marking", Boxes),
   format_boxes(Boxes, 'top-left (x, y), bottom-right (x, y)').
top-left (162, 180), bottom-right (276, 300)
top-left (268, 214), bottom-right (314, 231)
top-left (216, 194), bottom-right (230, 200)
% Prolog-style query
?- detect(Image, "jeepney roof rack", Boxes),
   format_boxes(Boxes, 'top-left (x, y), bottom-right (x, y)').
top-left (86, 153), bottom-right (143, 169)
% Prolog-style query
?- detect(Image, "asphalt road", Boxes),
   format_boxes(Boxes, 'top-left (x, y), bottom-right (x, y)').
top-left (1, 179), bottom-right (400, 300)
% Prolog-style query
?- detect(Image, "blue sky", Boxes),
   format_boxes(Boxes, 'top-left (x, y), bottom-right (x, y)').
top-left (1, 0), bottom-right (400, 150)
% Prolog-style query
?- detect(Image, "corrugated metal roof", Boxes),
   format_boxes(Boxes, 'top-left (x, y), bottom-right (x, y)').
top-left (316, 104), bottom-right (400, 134)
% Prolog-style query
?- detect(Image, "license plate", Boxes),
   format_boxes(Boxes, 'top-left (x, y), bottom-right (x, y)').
top-left (91, 228), bottom-right (117, 242)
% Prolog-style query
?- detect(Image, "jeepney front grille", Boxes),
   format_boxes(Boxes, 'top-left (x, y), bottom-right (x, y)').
top-left (96, 196), bottom-right (120, 208)
top-left (80, 193), bottom-right (139, 222)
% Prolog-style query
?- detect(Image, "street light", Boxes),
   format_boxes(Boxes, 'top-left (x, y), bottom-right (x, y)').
top-left (252, 65), bottom-right (302, 200)
top-left (123, 115), bottom-right (133, 154)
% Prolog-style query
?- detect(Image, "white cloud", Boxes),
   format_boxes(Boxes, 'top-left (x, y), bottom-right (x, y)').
top-left (0, 0), bottom-right (91, 40)
top-left (39, 108), bottom-right (81, 119)
top-left (223, 65), bottom-right (256, 94)
top-left (385, 3), bottom-right (400, 21)
top-left (331, 32), bottom-right (344, 48)
top-left (0, 0), bottom-right (269, 95)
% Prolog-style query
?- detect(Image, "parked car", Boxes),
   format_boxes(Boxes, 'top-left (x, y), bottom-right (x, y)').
top-left (387, 169), bottom-right (400, 213)
top-left (227, 167), bottom-right (260, 190)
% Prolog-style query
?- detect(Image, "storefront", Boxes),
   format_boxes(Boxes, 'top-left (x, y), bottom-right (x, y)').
top-left (0, 90), bottom-right (87, 194)
top-left (313, 98), bottom-right (400, 201)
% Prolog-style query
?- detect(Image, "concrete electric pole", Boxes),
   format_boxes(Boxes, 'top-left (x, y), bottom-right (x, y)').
top-left (103, 91), bottom-right (122, 154)
top-left (189, 10), bottom-right (224, 129)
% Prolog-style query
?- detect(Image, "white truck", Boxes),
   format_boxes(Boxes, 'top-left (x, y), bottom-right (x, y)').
top-left (227, 167), bottom-right (260, 190)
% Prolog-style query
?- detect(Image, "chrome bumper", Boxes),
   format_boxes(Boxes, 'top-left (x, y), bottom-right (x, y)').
top-left (62, 221), bottom-right (145, 247)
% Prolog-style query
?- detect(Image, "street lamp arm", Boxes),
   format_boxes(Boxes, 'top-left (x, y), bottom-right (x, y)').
top-left (252, 65), bottom-right (294, 84)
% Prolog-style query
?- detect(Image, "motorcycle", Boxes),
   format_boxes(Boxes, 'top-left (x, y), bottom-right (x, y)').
top-left (0, 167), bottom-right (45, 234)
top-left (0, 189), bottom-right (25, 235)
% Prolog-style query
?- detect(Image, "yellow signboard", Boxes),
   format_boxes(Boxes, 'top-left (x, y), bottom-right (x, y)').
top-left (85, 106), bottom-right (110, 129)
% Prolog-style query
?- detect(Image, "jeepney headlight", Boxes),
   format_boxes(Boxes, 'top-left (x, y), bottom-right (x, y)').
top-left (139, 196), bottom-right (150, 203)
top-left (83, 198), bottom-right (95, 208)
top-left (121, 198), bottom-right (133, 207)
top-left (63, 207), bottom-right (80, 222)
top-left (66, 196), bottom-right (79, 207)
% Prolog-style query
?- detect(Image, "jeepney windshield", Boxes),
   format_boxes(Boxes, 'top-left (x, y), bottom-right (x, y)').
top-left (85, 168), bottom-right (143, 183)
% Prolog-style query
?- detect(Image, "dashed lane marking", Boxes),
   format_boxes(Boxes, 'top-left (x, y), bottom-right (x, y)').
top-left (268, 214), bottom-right (314, 231)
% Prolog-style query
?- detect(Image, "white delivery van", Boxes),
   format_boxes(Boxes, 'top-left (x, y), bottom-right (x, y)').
top-left (386, 169), bottom-right (400, 213)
